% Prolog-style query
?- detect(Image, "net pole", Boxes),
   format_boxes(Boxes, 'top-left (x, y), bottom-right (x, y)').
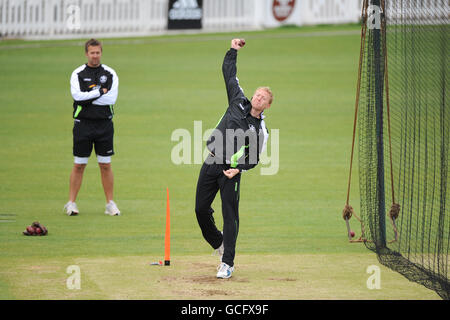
top-left (164, 187), bottom-right (171, 266)
top-left (381, 0), bottom-right (395, 205)
top-left (371, 0), bottom-right (386, 248)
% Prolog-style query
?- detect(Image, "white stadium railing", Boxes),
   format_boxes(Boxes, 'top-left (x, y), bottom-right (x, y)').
top-left (0, 0), bottom-right (168, 38)
top-left (203, 0), bottom-right (262, 31)
top-left (0, 0), bottom-right (363, 39)
top-left (300, 0), bottom-right (362, 25)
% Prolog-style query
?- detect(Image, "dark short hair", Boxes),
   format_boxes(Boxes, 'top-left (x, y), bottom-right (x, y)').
top-left (85, 38), bottom-right (102, 52)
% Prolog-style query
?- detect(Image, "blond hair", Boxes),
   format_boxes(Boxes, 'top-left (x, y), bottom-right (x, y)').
top-left (256, 86), bottom-right (273, 105)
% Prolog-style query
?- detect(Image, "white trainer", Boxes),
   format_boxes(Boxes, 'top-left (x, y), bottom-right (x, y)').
top-left (216, 262), bottom-right (234, 279)
top-left (64, 201), bottom-right (79, 216)
top-left (105, 200), bottom-right (121, 216)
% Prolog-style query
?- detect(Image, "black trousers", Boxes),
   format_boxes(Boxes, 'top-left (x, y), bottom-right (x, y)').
top-left (195, 157), bottom-right (241, 267)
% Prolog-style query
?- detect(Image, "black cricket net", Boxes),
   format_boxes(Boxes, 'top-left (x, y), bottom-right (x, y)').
top-left (356, 0), bottom-right (449, 299)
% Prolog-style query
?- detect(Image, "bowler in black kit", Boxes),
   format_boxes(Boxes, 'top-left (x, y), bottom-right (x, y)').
top-left (195, 38), bottom-right (273, 279)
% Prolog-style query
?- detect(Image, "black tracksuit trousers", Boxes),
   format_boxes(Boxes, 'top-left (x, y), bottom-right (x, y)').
top-left (195, 158), bottom-right (241, 267)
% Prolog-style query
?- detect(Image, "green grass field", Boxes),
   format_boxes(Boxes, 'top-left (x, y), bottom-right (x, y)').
top-left (0, 24), bottom-right (440, 299)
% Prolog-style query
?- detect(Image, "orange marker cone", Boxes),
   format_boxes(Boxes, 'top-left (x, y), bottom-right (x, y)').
top-left (164, 188), bottom-right (170, 266)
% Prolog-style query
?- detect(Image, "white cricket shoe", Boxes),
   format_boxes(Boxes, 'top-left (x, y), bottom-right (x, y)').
top-left (64, 201), bottom-right (79, 216)
top-left (216, 262), bottom-right (234, 279)
top-left (105, 200), bottom-right (121, 216)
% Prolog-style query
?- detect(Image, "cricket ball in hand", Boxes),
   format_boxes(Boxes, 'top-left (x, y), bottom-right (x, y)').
top-left (350, 231), bottom-right (355, 238)
top-left (239, 39), bottom-right (246, 47)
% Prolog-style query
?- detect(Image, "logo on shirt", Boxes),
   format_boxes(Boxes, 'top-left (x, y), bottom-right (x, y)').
top-left (248, 124), bottom-right (256, 131)
top-left (100, 75), bottom-right (107, 84)
top-left (83, 78), bottom-right (92, 81)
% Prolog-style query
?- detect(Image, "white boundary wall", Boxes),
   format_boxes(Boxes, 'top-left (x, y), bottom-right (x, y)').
top-left (0, 0), bottom-right (363, 39)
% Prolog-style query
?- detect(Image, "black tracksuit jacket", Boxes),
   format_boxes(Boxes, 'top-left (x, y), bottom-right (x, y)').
top-left (70, 64), bottom-right (119, 120)
top-left (206, 48), bottom-right (269, 172)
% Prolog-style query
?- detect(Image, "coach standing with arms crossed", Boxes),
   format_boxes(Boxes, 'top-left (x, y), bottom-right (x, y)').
top-left (64, 39), bottom-right (120, 216)
top-left (195, 39), bottom-right (273, 278)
